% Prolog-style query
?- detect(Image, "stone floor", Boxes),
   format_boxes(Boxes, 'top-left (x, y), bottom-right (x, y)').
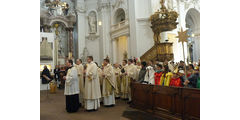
top-left (40, 89), bottom-right (160, 120)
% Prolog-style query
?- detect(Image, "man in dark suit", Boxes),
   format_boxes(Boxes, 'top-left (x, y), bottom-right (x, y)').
top-left (54, 65), bottom-right (60, 81)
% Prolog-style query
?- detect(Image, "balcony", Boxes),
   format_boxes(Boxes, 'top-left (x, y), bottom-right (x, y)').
top-left (110, 20), bottom-right (130, 38)
top-left (111, 19), bottom-right (129, 32)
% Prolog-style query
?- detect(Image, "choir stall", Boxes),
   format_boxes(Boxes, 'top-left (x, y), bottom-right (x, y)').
top-left (130, 82), bottom-right (200, 120)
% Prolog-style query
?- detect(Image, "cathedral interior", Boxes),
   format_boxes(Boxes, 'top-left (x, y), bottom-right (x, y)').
top-left (40, 0), bottom-right (200, 69)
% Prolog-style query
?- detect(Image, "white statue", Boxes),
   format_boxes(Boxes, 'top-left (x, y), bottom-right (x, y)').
top-left (88, 12), bottom-right (97, 34)
top-left (56, 4), bottom-right (63, 16)
top-left (56, 36), bottom-right (64, 57)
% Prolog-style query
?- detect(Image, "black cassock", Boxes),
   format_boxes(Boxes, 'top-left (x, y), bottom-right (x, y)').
top-left (65, 94), bottom-right (80, 113)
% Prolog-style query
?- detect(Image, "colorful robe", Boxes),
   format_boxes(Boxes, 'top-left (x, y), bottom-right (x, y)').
top-left (160, 72), bottom-right (173, 86)
top-left (169, 77), bottom-right (182, 87)
top-left (154, 71), bottom-right (163, 85)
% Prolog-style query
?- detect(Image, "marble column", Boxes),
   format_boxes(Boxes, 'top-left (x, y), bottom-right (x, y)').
top-left (126, 35), bottom-right (131, 59)
top-left (75, 0), bottom-right (86, 59)
top-left (112, 39), bottom-right (117, 63)
top-left (99, 2), bottom-right (111, 59)
top-left (128, 0), bottom-right (137, 58)
top-left (66, 27), bottom-right (74, 59)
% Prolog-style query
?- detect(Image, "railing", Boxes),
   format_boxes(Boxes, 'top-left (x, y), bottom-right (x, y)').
top-left (111, 19), bottom-right (129, 31)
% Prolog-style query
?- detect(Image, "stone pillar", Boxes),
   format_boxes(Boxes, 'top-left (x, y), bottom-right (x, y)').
top-left (126, 35), bottom-right (131, 59)
top-left (75, 0), bottom-right (86, 59)
top-left (128, 0), bottom-right (137, 58)
top-left (98, 1), bottom-right (111, 59)
top-left (112, 38), bottom-right (117, 63)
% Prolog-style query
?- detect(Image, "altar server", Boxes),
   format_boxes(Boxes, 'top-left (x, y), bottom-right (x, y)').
top-left (64, 59), bottom-right (80, 113)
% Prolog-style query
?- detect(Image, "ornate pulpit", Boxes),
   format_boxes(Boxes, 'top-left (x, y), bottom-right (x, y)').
top-left (141, 43), bottom-right (174, 62)
top-left (140, 0), bottom-right (178, 62)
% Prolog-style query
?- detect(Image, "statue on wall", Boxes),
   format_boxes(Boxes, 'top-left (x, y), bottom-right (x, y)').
top-left (80, 47), bottom-right (90, 63)
top-left (40, 37), bottom-right (53, 60)
top-left (55, 36), bottom-right (65, 57)
top-left (45, 0), bottom-right (70, 16)
top-left (56, 4), bottom-right (63, 16)
top-left (88, 11), bottom-right (97, 34)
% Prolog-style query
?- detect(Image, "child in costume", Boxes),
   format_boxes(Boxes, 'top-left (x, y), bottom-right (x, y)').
top-left (154, 64), bottom-right (163, 85)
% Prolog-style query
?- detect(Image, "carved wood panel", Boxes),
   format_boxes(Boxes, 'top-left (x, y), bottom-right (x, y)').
top-left (131, 83), bottom-right (200, 120)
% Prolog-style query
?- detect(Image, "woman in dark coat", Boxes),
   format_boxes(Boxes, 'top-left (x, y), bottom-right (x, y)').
top-left (41, 65), bottom-right (52, 84)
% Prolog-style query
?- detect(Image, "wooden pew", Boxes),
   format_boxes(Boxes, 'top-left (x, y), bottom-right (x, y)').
top-left (131, 82), bottom-right (200, 120)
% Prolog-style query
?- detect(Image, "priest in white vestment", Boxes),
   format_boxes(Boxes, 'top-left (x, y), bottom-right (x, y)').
top-left (74, 59), bottom-right (84, 105)
top-left (102, 59), bottom-right (116, 106)
top-left (64, 59), bottom-right (80, 113)
top-left (97, 65), bottom-right (103, 103)
top-left (113, 63), bottom-right (121, 98)
top-left (126, 59), bottom-right (137, 103)
top-left (120, 60), bottom-right (128, 99)
top-left (135, 58), bottom-right (142, 81)
top-left (84, 56), bottom-right (102, 111)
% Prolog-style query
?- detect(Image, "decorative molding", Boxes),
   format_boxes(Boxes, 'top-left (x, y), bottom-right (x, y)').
top-left (113, 0), bottom-right (124, 9)
top-left (85, 34), bottom-right (100, 41)
top-left (97, 1), bottom-right (111, 11)
top-left (137, 18), bottom-right (149, 22)
top-left (110, 25), bottom-right (130, 39)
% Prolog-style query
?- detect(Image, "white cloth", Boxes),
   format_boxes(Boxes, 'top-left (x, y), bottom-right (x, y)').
top-left (64, 67), bottom-right (79, 95)
top-left (168, 63), bottom-right (175, 72)
top-left (74, 64), bottom-right (84, 104)
top-left (84, 61), bottom-right (102, 110)
top-left (144, 66), bottom-right (155, 84)
top-left (103, 93), bottom-right (115, 106)
top-left (84, 61), bottom-right (101, 99)
top-left (84, 99), bottom-right (100, 110)
top-left (126, 64), bottom-right (137, 101)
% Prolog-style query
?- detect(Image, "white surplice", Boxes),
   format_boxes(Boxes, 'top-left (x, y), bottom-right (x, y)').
top-left (64, 67), bottom-right (79, 95)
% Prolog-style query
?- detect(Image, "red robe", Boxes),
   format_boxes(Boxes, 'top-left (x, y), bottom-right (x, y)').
top-left (170, 77), bottom-right (182, 87)
top-left (154, 72), bottom-right (162, 85)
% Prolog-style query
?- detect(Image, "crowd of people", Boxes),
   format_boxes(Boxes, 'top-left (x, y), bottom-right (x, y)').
top-left (41, 56), bottom-right (200, 113)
